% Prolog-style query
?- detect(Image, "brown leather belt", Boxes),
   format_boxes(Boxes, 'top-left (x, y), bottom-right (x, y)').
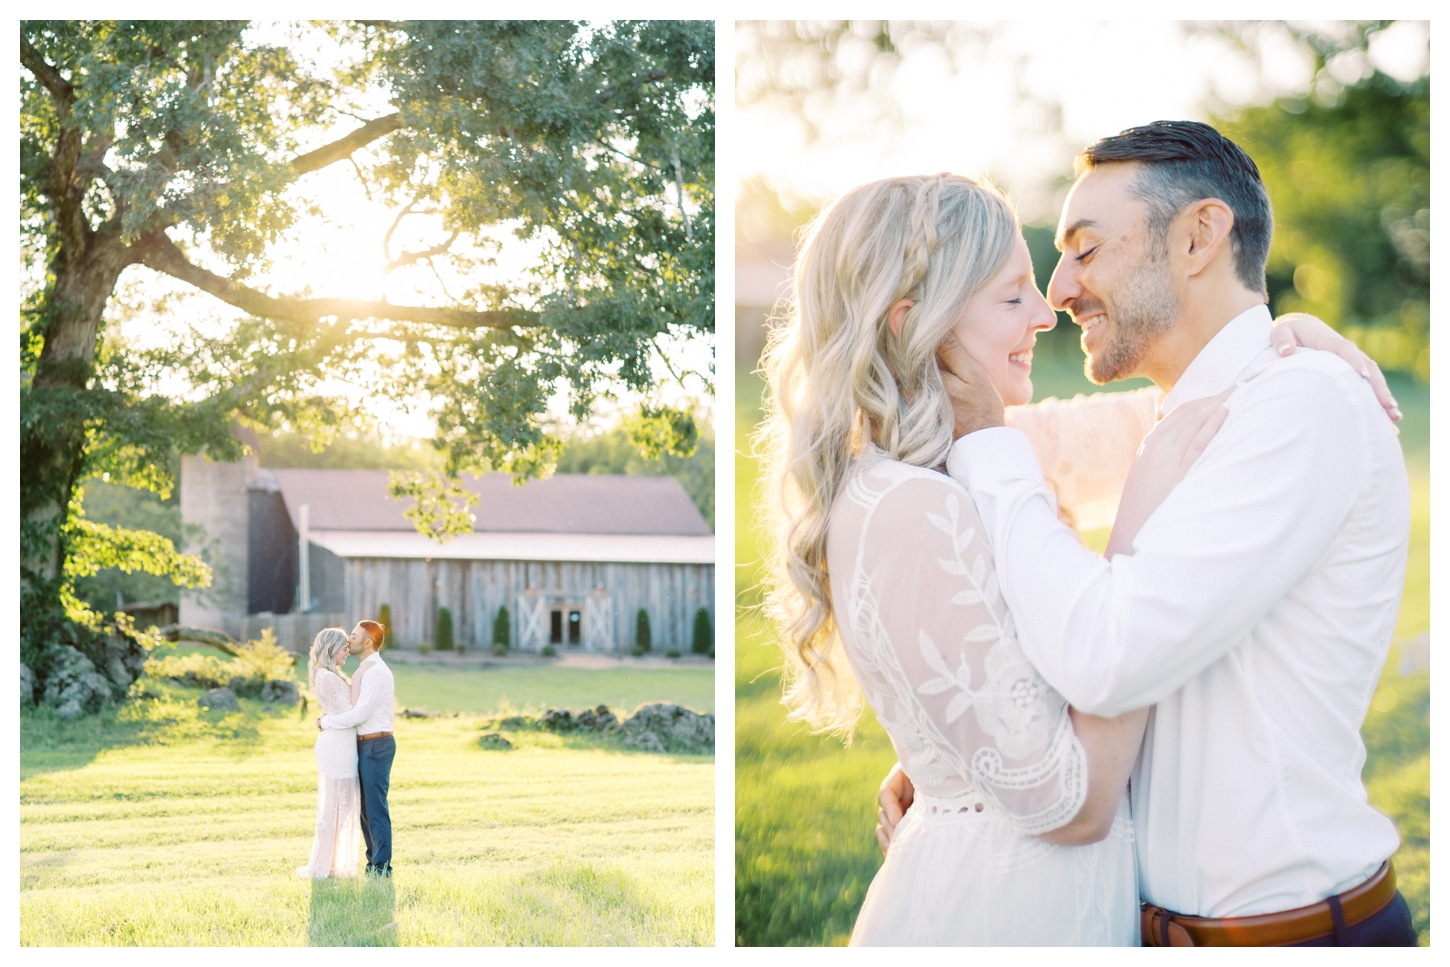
top-left (1141, 861), bottom-right (1397, 946)
top-left (357, 731), bottom-right (392, 741)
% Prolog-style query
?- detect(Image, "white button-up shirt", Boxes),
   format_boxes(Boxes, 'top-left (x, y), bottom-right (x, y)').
top-left (946, 305), bottom-right (1408, 917)
top-left (321, 653), bottom-right (395, 736)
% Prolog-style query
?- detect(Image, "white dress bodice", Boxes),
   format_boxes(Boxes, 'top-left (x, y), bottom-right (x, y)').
top-left (313, 669), bottom-right (358, 780)
top-left (829, 410), bottom-right (1148, 944)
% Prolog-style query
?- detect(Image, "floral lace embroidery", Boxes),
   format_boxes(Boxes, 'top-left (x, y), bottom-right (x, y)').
top-left (830, 448), bottom-right (1088, 836)
top-left (316, 669), bottom-right (352, 716)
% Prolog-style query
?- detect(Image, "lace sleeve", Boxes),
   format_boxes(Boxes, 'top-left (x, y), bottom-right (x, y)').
top-left (1005, 387), bottom-right (1158, 531)
top-left (315, 670), bottom-right (354, 717)
top-left (829, 458), bottom-right (1088, 835)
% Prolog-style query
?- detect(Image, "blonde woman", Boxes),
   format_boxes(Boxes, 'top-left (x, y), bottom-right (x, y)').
top-left (758, 174), bottom-right (1386, 945)
top-left (296, 627), bottom-right (361, 879)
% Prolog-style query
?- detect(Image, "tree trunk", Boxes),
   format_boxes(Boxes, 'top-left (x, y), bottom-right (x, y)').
top-left (22, 233), bottom-right (134, 586)
top-left (35, 237), bottom-right (132, 387)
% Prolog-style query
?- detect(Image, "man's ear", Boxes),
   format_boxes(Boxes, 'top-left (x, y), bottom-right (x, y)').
top-left (887, 299), bottom-right (915, 338)
top-left (1182, 198), bottom-right (1235, 277)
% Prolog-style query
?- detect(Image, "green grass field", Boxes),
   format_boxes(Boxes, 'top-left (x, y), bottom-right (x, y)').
top-left (735, 363), bottom-right (1430, 946)
top-left (377, 662), bottom-right (715, 716)
top-left (159, 646), bottom-right (716, 716)
top-left (22, 669), bottom-right (714, 945)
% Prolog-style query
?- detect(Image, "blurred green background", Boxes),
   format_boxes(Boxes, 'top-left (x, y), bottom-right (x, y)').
top-left (734, 20), bottom-right (1429, 947)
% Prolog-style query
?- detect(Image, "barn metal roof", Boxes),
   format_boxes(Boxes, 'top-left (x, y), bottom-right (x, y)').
top-left (307, 529), bottom-right (715, 565)
top-left (257, 469), bottom-right (712, 537)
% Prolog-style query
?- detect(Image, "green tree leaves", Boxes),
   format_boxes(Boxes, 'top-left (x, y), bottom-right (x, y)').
top-left (626, 404), bottom-right (700, 460)
top-left (62, 514), bottom-right (211, 628)
top-left (386, 471), bottom-right (480, 541)
top-left (1215, 24), bottom-right (1428, 379)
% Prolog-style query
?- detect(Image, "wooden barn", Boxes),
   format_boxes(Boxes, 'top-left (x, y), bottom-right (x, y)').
top-left (180, 451), bottom-right (714, 654)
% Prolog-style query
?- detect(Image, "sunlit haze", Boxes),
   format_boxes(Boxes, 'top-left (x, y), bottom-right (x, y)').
top-left (738, 20), bottom-right (1429, 226)
top-left (90, 20), bottom-right (712, 446)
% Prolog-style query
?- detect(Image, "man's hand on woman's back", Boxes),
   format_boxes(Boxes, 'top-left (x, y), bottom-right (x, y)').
top-left (876, 763), bottom-right (915, 855)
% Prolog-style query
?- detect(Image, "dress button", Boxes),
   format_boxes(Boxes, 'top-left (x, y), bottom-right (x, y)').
top-left (974, 803), bottom-right (984, 812)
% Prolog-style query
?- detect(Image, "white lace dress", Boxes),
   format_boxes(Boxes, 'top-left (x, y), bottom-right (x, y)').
top-left (296, 668), bottom-right (361, 878)
top-left (832, 390), bottom-right (1157, 946)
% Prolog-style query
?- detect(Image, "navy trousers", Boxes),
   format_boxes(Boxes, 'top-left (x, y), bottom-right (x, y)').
top-left (1290, 891), bottom-right (1418, 947)
top-left (357, 734), bottom-right (395, 874)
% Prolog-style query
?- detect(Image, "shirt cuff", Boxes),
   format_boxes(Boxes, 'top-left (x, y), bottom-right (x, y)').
top-left (946, 426), bottom-right (1045, 492)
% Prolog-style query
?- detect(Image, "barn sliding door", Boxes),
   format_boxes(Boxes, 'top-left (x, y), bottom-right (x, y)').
top-left (517, 594), bottom-right (548, 651)
top-left (583, 592), bottom-right (614, 652)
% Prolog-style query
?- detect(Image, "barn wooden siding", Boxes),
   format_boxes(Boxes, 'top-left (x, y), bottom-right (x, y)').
top-left (340, 557), bottom-right (714, 653)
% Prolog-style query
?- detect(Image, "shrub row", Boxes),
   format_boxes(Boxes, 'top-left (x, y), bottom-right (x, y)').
top-left (371, 604), bottom-right (713, 658)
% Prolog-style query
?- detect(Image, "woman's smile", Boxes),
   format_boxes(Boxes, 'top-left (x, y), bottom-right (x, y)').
top-left (950, 233), bottom-right (1056, 407)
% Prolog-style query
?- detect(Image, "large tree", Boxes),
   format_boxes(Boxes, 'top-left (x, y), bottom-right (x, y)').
top-left (20, 20), bottom-right (714, 701)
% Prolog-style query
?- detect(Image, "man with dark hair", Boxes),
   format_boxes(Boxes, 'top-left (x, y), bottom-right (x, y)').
top-left (1059, 121), bottom-right (1280, 388)
top-left (319, 620), bottom-right (396, 876)
top-left (881, 120), bottom-right (1414, 945)
top-left (1079, 121), bottom-right (1274, 295)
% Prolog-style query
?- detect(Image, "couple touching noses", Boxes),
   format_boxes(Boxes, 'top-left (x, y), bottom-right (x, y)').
top-left (763, 120), bottom-right (1411, 946)
top-left (299, 621), bottom-right (397, 880)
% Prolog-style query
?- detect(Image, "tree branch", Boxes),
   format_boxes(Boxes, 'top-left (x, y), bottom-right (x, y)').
top-left (22, 36), bottom-right (88, 251)
top-left (76, 132), bottom-right (115, 174)
top-left (669, 141), bottom-right (694, 242)
top-left (287, 113), bottom-right (403, 177)
top-left (385, 232), bottom-right (460, 275)
top-left (592, 136), bottom-right (663, 171)
top-left (347, 155), bottom-right (374, 201)
top-left (426, 258), bottom-right (457, 302)
top-left (157, 624), bottom-right (241, 656)
top-left (382, 197), bottom-right (418, 263)
top-left (594, 70), bottom-right (671, 105)
top-left (135, 232), bottom-right (540, 331)
top-left (20, 36), bottom-right (75, 107)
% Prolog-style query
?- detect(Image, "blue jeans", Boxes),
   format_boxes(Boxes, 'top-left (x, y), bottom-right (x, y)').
top-left (1289, 892), bottom-right (1418, 946)
top-left (357, 734), bottom-right (395, 874)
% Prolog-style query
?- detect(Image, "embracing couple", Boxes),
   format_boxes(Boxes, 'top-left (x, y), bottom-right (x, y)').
top-left (760, 121), bottom-right (1414, 946)
top-left (296, 621), bottom-right (397, 880)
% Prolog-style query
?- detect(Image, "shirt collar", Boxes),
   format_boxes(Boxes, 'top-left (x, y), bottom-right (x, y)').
top-left (359, 652), bottom-right (381, 667)
top-left (1160, 304), bottom-right (1273, 417)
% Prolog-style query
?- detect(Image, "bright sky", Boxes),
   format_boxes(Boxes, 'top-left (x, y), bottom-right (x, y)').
top-left (738, 20), bottom-right (1429, 226)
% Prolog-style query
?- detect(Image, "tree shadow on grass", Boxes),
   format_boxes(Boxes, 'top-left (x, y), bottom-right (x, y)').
top-left (309, 876), bottom-right (397, 947)
top-left (21, 704), bottom-right (157, 777)
top-left (20, 683), bottom-right (301, 778)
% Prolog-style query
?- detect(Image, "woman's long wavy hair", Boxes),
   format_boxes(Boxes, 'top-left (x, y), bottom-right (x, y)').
top-left (308, 627), bottom-right (351, 690)
top-left (757, 173), bottom-right (1019, 736)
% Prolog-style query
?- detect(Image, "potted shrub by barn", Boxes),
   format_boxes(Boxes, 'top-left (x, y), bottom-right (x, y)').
top-left (633, 609), bottom-right (652, 657)
top-left (436, 607), bottom-right (454, 651)
top-left (492, 606), bottom-right (509, 656)
top-left (692, 607), bottom-right (712, 656)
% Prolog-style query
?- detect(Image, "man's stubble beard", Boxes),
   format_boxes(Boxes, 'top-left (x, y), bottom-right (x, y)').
top-left (1084, 255), bottom-right (1180, 384)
